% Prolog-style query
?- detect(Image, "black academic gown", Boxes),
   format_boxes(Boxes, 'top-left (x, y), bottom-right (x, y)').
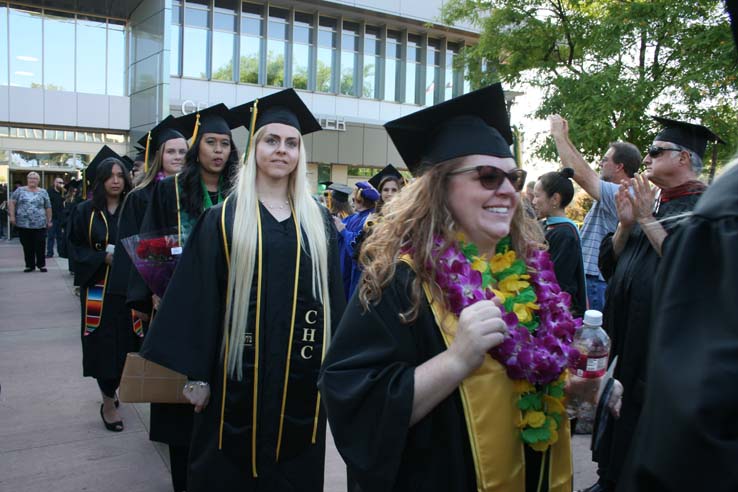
top-left (140, 199), bottom-right (345, 492)
top-left (318, 263), bottom-right (556, 492)
top-left (616, 165), bottom-right (738, 492)
top-left (68, 200), bottom-right (140, 379)
top-left (127, 176), bottom-right (181, 313)
top-left (543, 220), bottom-right (586, 318)
top-left (596, 192), bottom-right (703, 484)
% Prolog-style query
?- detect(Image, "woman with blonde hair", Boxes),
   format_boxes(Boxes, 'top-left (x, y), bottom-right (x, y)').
top-left (140, 88), bottom-right (345, 492)
top-left (8, 171), bottom-right (52, 271)
top-left (319, 84), bottom-right (580, 492)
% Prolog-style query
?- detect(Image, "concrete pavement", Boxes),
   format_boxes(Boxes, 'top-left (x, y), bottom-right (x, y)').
top-left (0, 238), bottom-right (596, 491)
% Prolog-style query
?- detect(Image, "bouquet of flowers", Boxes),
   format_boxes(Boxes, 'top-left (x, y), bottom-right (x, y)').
top-left (121, 231), bottom-right (181, 298)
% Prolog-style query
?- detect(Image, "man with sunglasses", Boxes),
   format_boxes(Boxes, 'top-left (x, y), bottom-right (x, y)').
top-left (549, 115), bottom-right (641, 313)
top-left (582, 117), bottom-right (722, 492)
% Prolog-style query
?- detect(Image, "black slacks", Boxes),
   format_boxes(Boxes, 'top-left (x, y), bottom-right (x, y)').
top-left (18, 227), bottom-right (46, 269)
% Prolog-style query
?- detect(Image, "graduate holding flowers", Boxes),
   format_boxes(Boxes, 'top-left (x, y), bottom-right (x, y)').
top-left (319, 84), bottom-right (580, 492)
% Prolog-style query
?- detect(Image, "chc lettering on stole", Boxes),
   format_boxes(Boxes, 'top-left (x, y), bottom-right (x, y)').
top-left (300, 309), bottom-right (319, 360)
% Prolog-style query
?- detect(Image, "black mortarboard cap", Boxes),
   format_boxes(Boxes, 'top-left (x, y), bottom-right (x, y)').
top-left (384, 83), bottom-right (514, 174)
top-left (66, 178), bottom-right (82, 190)
top-left (368, 164), bottom-right (404, 190)
top-left (231, 88), bottom-right (322, 135)
top-left (327, 183), bottom-right (352, 202)
top-left (120, 156), bottom-right (135, 172)
top-left (176, 103), bottom-right (240, 143)
top-left (319, 180), bottom-right (333, 187)
top-left (652, 117), bottom-right (725, 159)
top-left (85, 145), bottom-right (123, 185)
top-left (133, 145), bottom-right (146, 163)
top-left (136, 115), bottom-right (189, 151)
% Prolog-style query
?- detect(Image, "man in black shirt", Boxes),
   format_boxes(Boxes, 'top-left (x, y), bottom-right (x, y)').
top-left (46, 177), bottom-right (65, 257)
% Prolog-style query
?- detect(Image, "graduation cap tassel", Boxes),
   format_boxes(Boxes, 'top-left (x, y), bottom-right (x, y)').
top-left (243, 99), bottom-right (259, 164)
top-left (188, 112), bottom-right (201, 147)
top-left (82, 169), bottom-right (87, 198)
top-left (143, 131), bottom-right (152, 174)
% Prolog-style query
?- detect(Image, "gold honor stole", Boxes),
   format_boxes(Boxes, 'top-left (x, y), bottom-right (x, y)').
top-left (84, 210), bottom-right (110, 336)
top-left (401, 257), bottom-right (572, 492)
top-left (219, 198), bottom-right (327, 477)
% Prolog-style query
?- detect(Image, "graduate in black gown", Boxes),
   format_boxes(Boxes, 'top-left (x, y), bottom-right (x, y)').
top-left (140, 88), bottom-right (345, 492)
top-left (319, 84), bottom-right (576, 492)
top-left (591, 118), bottom-right (722, 492)
top-left (115, 116), bottom-right (190, 492)
top-left (615, 159), bottom-right (738, 491)
top-left (531, 168), bottom-right (586, 317)
top-left (68, 149), bottom-right (138, 432)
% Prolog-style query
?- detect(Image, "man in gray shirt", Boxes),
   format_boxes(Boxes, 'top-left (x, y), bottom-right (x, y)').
top-left (549, 115), bottom-right (641, 311)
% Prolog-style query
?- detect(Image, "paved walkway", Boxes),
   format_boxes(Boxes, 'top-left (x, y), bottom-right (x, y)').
top-left (0, 238), bottom-right (595, 491)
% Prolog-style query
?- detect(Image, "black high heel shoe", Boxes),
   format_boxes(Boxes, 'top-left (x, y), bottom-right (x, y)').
top-left (100, 404), bottom-right (124, 432)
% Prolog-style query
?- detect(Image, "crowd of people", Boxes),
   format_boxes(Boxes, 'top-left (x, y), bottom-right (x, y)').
top-left (4, 6), bottom-right (737, 490)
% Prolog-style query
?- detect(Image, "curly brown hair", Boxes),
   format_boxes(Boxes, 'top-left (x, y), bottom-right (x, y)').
top-left (358, 158), bottom-right (544, 323)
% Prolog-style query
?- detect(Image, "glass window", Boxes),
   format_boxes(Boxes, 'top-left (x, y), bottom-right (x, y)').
top-left (292, 12), bottom-right (313, 90)
top-left (405, 34), bottom-right (422, 105)
top-left (384, 30), bottom-right (401, 102)
top-left (172, 1), bottom-right (182, 24)
top-left (212, 31), bottom-right (235, 81)
top-left (215, 0), bottom-right (237, 12)
top-left (108, 21), bottom-right (126, 96)
top-left (171, 24), bottom-right (181, 76)
top-left (214, 13), bottom-right (236, 31)
top-left (340, 21), bottom-right (359, 96)
top-left (9, 7), bottom-right (42, 88)
top-left (183, 27), bottom-right (209, 78)
top-left (185, 6), bottom-right (209, 28)
top-left (425, 38), bottom-right (441, 105)
top-left (317, 17), bottom-right (336, 93)
top-left (0, 6), bottom-right (7, 86)
top-left (363, 25), bottom-right (381, 99)
top-left (266, 7), bottom-right (287, 87)
top-left (239, 3), bottom-right (262, 84)
top-left (77, 16), bottom-right (107, 94)
top-left (43, 11), bottom-right (75, 91)
top-left (445, 43), bottom-right (463, 100)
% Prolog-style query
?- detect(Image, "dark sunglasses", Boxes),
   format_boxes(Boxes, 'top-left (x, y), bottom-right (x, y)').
top-left (448, 166), bottom-right (527, 192)
top-left (647, 145), bottom-right (683, 158)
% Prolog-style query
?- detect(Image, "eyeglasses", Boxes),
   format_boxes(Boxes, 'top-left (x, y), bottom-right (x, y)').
top-left (448, 166), bottom-right (527, 192)
top-left (647, 145), bottom-right (683, 158)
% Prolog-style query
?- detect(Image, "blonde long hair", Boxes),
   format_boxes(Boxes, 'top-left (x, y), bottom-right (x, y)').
top-left (134, 139), bottom-right (186, 191)
top-left (222, 127), bottom-right (332, 380)
top-left (359, 159), bottom-right (544, 323)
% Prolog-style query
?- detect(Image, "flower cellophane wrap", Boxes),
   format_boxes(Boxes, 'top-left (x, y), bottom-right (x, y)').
top-left (121, 231), bottom-right (181, 298)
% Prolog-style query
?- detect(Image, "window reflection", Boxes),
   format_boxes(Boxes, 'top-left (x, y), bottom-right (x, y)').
top-left (340, 21), bottom-right (359, 96)
top-left (43, 11), bottom-right (75, 91)
top-left (266, 6), bottom-right (288, 86)
top-left (171, 1), bottom-right (182, 76)
top-left (9, 8), bottom-right (42, 88)
top-left (292, 12), bottom-right (313, 90)
top-left (0, 6), bottom-right (7, 85)
top-left (77, 16), bottom-right (107, 94)
top-left (240, 3), bottom-right (263, 84)
top-left (212, 1), bottom-right (235, 82)
top-left (363, 26), bottom-right (381, 99)
top-left (385, 30), bottom-right (401, 102)
top-left (108, 21), bottom-right (125, 96)
top-left (405, 34), bottom-right (422, 105)
top-left (317, 16), bottom-right (336, 93)
top-left (183, 3), bottom-right (209, 78)
top-left (445, 43), bottom-right (463, 100)
top-left (425, 38), bottom-right (441, 105)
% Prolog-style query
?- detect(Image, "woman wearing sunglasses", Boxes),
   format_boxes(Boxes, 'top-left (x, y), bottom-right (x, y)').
top-left (319, 84), bottom-right (579, 492)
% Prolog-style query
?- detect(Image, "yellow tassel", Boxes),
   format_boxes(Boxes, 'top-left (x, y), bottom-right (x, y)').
top-left (189, 112), bottom-right (201, 147)
top-left (244, 99), bottom-right (259, 164)
top-left (143, 130), bottom-right (152, 174)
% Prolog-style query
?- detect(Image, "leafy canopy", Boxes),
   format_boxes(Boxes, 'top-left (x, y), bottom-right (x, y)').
top-left (441, 0), bottom-right (738, 168)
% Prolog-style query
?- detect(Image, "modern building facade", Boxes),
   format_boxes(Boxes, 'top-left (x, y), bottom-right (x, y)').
top-left (0, 0), bottom-right (482, 196)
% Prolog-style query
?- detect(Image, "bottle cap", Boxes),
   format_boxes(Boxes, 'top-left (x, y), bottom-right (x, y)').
top-left (583, 310), bottom-right (603, 326)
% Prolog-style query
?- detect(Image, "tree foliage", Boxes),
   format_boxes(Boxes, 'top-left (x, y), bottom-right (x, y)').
top-left (441, 0), bottom-right (738, 169)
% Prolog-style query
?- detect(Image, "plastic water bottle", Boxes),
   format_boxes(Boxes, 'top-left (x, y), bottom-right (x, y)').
top-left (567, 310), bottom-right (611, 419)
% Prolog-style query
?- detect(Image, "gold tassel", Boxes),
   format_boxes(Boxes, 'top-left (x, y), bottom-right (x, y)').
top-left (143, 130), bottom-right (152, 174)
top-left (243, 99), bottom-right (259, 164)
top-left (188, 112), bottom-right (201, 147)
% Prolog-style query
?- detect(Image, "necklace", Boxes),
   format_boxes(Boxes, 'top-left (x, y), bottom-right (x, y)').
top-left (260, 199), bottom-right (289, 210)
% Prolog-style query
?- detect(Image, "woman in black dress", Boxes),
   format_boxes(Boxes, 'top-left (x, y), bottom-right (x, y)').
top-left (139, 88), bottom-right (345, 492)
top-left (68, 152), bottom-right (136, 432)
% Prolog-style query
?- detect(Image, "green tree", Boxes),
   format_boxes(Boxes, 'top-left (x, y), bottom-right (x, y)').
top-left (441, 0), bottom-right (738, 169)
